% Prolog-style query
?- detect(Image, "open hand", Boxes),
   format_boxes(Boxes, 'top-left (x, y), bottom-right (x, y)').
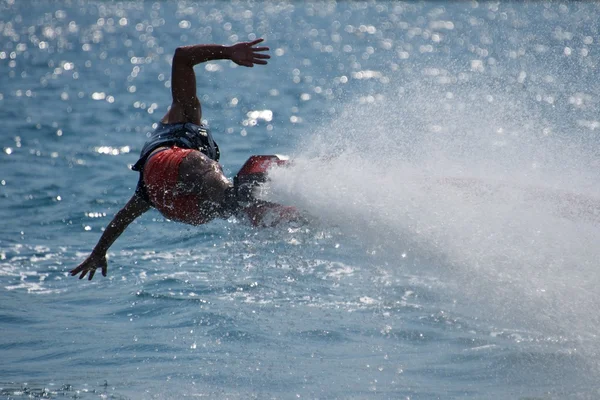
top-left (70, 252), bottom-right (108, 280)
top-left (229, 39), bottom-right (270, 67)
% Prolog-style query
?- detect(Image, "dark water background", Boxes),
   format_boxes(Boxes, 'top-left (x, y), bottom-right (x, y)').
top-left (1, 1), bottom-right (600, 399)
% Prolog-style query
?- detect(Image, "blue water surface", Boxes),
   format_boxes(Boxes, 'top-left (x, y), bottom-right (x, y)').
top-left (2, 1), bottom-right (600, 399)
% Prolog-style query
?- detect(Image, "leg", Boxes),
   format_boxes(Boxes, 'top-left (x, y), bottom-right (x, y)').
top-left (178, 150), bottom-right (285, 220)
top-left (178, 150), bottom-right (303, 224)
top-left (178, 150), bottom-right (231, 202)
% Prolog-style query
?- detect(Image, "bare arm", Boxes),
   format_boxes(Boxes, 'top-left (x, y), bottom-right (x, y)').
top-left (162, 39), bottom-right (270, 125)
top-left (70, 192), bottom-right (151, 280)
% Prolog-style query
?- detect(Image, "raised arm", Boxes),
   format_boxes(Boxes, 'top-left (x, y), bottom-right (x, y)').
top-left (162, 39), bottom-right (270, 125)
top-left (70, 192), bottom-right (151, 280)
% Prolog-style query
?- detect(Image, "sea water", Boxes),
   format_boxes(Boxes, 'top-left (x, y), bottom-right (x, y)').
top-left (1, 1), bottom-right (600, 399)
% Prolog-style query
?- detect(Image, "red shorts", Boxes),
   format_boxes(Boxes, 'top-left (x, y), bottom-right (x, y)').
top-left (143, 146), bottom-right (209, 225)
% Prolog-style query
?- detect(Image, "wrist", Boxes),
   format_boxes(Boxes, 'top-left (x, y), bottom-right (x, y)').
top-left (222, 45), bottom-right (233, 60)
top-left (91, 248), bottom-right (106, 258)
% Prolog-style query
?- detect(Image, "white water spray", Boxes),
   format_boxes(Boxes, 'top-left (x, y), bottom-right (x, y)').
top-left (267, 82), bottom-right (600, 350)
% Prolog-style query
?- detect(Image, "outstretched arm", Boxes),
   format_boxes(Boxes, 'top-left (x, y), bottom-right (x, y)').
top-left (163, 39), bottom-right (270, 125)
top-left (70, 192), bottom-right (151, 280)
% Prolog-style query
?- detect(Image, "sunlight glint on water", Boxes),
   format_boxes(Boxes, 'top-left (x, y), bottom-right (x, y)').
top-left (1, 1), bottom-right (600, 399)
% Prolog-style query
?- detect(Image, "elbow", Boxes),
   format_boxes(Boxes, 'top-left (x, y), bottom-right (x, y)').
top-left (173, 46), bottom-right (192, 66)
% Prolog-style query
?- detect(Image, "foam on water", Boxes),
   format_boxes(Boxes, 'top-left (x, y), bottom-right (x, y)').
top-left (267, 80), bottom-right (600, 365)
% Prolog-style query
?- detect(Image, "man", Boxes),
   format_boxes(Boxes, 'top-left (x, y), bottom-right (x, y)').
top-left (70, 39), bottom-right (271, 280)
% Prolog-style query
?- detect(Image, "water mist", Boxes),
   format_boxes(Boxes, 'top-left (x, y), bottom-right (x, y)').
top-left (267, 79), bottom-right (600, 366)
